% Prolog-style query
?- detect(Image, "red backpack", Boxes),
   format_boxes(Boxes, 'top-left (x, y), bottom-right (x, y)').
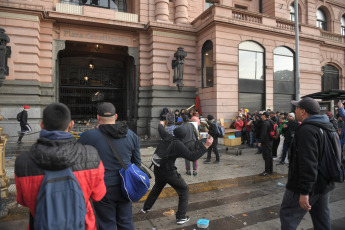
top-left (269, 120), bottom-right (279, 140)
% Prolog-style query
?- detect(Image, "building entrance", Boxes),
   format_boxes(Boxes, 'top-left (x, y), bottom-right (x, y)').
top-left (58, 41), bottom-right (137, 127)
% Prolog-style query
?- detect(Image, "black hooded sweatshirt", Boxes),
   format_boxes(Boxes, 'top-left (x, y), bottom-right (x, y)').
top-left (155, 124), bottom-right (207, 174)
top-left (286, 115), bottom-right (335, 195)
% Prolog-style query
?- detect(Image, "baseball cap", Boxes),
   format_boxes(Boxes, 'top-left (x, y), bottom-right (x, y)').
top-left (291, 97), bottom-right (320, 115)
top-left (262, 112), bottom-right (269, 118)
top-left (24, 105), bottom-right (30, 109)
top-left (97, 102), bottom-right (116, 117)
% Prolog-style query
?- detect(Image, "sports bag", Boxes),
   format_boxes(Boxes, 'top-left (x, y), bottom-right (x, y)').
top-left (269, 120), bottom-right (279, 140)
top-left (17, 111), bottom-right (22, 122)
top-left (102, 133), bottom-right (150, 202)
top-left (215, 123), bottom-right (225, 138)
top-left (318, 128), bottom-right (345, 183)
top-left (34, 168), bottom-right (86, 230)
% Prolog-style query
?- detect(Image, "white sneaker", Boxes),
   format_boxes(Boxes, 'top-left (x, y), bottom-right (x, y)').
top-left (177, 216), bottom-right (190, 225)
top-left (273, 157), bottom-right (280, 161)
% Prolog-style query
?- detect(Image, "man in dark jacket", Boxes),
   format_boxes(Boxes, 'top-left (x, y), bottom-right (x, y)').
top-left (253, 113), bottom-right (263, 154)
top-left (78, 102), bottom-right (141, 230)
top-left (204, 114), bottom-right (219, 163)
top-left (17, 105), bottom-right (31, 144)
top-left (280, 97), bottom-right (335, 230)
top-left (258, 112), bottom-right (273, 176)
top-left (142, 121), bottom-right (213, 225)
top-left (181, 115), bottom-right (199, 175)
top-left (15, 103), bottom-right (106, 230)
top-left (278, 112), bottom-right (299, 165)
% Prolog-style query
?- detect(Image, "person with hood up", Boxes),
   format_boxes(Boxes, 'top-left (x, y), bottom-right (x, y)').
top-left (160, 107), bottom-right (169, 122)
top-left (15, 102), bottom-right (106, 230)
top-left (17, 105), bottom-right (32, 144)
top-left (142, 121), bottom-right (213, 225)
top-left (280, 97), bottom-right (335, 230)
top-left (78, 102), bottom-right (142, 230)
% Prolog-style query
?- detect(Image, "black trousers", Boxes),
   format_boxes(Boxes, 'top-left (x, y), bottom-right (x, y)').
top-left (143, 168), bottom-right (189, 219)
top-left (206, 138), bottom-right (219, 161)
top-left (272, 136), bottom-right (280, 157)
top-left (262, 141), bottom-right (273, 173)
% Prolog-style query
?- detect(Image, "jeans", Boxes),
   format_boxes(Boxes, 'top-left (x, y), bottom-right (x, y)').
top-left (93, 185), bottom-right (134, 230)
top-left (143, 168), bottom-right (189, 219)
top-left (281, 142), bottom-right (291, 163)
top-left (280, 189), bottom-right (331, 230)
top-left (246, 131), bottom-right (254, 146)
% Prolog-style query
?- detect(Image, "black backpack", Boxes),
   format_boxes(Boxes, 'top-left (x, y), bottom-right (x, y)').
top-left (318, 128), bottom-right (345, 183)
top-left (17, 111), bottom-right (23, 122)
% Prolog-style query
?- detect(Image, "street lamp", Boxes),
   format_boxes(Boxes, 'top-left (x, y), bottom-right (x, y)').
top-left (172, 47), bottom-right (187, 92)
top-left (0, 28), bottom-right (11, 87)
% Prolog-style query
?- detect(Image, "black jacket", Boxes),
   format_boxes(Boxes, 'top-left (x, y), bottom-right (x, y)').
top-left (207, 121), bottom-right (218, 139)
top-left (259, 119), bottom-right (271, 142)
top-left (156, 124), bottom-right (207, 174)
top-left (19, 110), bottom-right (28, 126)
top-left (286, 115), bottom-right (335, 195)
top-left (282, 120), bottom-right (299, 143)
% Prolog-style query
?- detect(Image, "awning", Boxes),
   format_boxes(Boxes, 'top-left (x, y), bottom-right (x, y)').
top-left (303, 89), bottom-right (345, 101)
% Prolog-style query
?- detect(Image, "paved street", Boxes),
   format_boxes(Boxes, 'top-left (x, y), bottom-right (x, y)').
top-left (1, 143), bottom-right (345, 229)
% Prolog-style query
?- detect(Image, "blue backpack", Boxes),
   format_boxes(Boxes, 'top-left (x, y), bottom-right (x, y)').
top-left (34, 168), bottom-right (86, 230)
top-left (215, 123), bottom-right (225, 138)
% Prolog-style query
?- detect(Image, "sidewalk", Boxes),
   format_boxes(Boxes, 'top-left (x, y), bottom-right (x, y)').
top-left (0, 141), bottom-right (288, 228)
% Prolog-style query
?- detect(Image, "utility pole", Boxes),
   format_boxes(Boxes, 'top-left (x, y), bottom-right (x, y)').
top-left (294, 0), bottom-right (300, 100)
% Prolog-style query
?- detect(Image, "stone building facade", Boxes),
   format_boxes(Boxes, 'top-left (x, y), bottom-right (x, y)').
top-left (0, 0), bottom-right (344, 141)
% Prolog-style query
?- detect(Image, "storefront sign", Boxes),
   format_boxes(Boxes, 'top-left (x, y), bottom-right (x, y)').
top-left (61, 28), bottom-right (132, 46)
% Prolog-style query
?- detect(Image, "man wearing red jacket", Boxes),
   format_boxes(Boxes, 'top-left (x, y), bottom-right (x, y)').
top-left (15, 103), bottom-right (106, 230)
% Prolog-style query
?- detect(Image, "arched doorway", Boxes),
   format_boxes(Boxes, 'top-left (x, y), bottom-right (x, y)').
top-left (58, 41), bottom-right (138, 129)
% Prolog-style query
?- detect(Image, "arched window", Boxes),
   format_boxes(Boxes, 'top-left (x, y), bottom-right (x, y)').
top-left (273, 47), bottom-right (295, 112)
top-left (322, 64), bottom-right (339, 91)
top-left (290, 4), bottom-right (295, 21)
top-left (238, 41), bottom-right (265, 112)
top-left (316, 8), bottom-right (327, 30)
top-left (341, 15), bottom-right (345, 35)
top-left (202, 41), bottom-right (214, 88)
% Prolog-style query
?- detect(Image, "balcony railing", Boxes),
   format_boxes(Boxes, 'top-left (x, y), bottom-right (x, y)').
top-left (321, 31), bottom-right (344, 43)
top-left (232, 9), bottom-right (262, 24)
top-left (276, 19), bottom-right (295, 31)
top-left (56, 2), bottom-right (138, 23)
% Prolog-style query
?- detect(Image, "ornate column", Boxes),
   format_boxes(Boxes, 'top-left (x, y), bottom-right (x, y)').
top-left (175, 0), bottom-right (189, 24)
top-left (155, 0), bottom-right (169, 21)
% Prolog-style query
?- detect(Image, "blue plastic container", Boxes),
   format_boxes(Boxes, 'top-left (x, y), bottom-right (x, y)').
top-left (197, 219), bottom-right (209, 229)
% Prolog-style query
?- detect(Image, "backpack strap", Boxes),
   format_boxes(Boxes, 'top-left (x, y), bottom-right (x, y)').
top-left (101, 132), bottom-right (128, 170)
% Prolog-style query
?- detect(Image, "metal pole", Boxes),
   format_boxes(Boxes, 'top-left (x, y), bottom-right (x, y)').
top-left (294, 0), bottom-right (300, 100)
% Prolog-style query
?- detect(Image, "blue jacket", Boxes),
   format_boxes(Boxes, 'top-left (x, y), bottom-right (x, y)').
top-left (78, 124), bottom-right (141, 187)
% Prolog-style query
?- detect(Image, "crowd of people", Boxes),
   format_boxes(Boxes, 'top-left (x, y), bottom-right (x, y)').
top-left (14, 96), bottom-right (342, 230)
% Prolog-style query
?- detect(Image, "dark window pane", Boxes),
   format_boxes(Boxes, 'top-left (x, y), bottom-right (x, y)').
top-left (273, 94), bottom-right (294, 113)
top-left (322, 65), bottom-right (339, 91)
top-left (202, 41), bottom-right (213, 88)
top-left (239, 93), bottom-right (264, 112)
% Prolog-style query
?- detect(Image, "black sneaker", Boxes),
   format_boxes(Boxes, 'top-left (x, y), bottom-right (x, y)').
top-left (193, 171), bottom-right (197, 176)
top-left (176, 216), bottom-right (190, 225)
top-left (276, 161), bottom-right (285, 165)
top-left (213, 160), bottom-right (220, 164)
top-left (259, 172), bottom-right (270, 176)
top-left (186, 170), bottom-right (191, 175)
top-left (203, 160), bottom-right (211, 164)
